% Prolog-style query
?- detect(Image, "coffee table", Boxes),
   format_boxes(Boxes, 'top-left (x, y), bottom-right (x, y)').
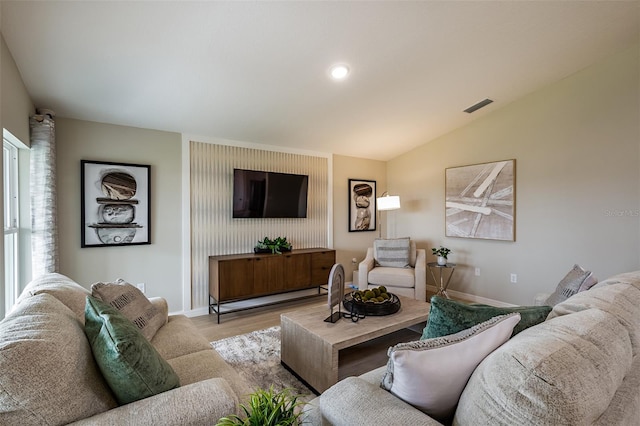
top-left (280, 295), bottom-right (429, 394)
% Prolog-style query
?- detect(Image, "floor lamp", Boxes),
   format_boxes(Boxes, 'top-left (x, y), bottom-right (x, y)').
top-left (376, 192), bottom-right (401, 238)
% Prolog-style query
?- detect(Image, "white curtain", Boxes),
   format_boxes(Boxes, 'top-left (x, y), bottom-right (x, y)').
top-left (30, 109), bottom-right (58, 276)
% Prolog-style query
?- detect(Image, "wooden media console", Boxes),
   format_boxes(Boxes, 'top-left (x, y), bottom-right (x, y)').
top-left (209, 248), bottom-right (336, 323)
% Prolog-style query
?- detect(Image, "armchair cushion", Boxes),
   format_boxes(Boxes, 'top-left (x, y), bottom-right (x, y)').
top-left (368, 267), bottom-right (416, 288)
top-left (360, 241), bottom-right (426, 301)
top-left (374, 238), bottom-right (411, 268)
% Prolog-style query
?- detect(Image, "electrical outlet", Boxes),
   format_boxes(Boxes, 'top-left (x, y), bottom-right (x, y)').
top-left (136, 283), bottom-right (145, 293)
top-left (475, 267), bottom-right (481, 276)
top-left (510, 274), bottom-right (517, 284)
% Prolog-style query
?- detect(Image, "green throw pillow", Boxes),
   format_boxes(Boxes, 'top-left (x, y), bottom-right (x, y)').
top-left (84, 296), bottom-right (180, 405)
top-left (421, 296), bottom-right (551, 340)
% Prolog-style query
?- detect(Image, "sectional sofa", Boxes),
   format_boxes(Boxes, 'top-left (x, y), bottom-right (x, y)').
top-left (303, 271), bottom-right (640, 425)
top-left (0, 273), bottom-right (252, 425)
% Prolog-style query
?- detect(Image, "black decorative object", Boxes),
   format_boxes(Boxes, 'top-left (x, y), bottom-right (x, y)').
top-left (342, 292), bottom-right (401, 317)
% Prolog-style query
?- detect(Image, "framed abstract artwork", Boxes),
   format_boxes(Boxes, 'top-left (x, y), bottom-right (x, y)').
top-left (348, 179), bottom-right (376, 232)
top-left (445, 159), bottom-right (515, 241)
top-left (81, 160), bottom-right (151, 247)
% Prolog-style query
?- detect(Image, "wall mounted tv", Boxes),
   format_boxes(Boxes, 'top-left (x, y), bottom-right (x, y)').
top-left (232, 169), bottom-right (309, 218)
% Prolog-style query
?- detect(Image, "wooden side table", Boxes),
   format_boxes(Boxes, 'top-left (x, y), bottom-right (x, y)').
top-left (427, 262), bottom-right (457, 299)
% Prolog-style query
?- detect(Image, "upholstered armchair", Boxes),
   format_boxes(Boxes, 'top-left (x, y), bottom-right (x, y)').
top-left (358, 238), bottom-right (427, 302)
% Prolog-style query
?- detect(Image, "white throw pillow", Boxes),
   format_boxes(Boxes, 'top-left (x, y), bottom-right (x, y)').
top-left (380, 313), bottom-right (521, 421)
top-left (374, 237), bottom-right (410, 268)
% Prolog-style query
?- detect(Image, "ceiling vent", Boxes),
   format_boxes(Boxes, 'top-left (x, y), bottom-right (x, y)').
top-left (464, 98), bottom-right (493, 113)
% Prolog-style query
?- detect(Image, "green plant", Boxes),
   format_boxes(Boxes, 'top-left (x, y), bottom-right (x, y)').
top-left (216, 386), bottom-right (306, 426)
top-left (432, 246), bottom-right (451, 259)
top-left (255, 237), bottom-right (292, 254)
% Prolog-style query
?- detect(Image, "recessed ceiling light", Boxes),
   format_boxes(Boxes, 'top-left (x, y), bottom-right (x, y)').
top-left (329, 64), bottom-right (350, 80)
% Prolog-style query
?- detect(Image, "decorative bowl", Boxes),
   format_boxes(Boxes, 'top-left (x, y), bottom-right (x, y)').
top-left (342, 292), bottom-right (401, 316)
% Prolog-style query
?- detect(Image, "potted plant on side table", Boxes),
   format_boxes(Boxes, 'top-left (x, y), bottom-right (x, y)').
top-left (432, 246), bottom-right (451, 266)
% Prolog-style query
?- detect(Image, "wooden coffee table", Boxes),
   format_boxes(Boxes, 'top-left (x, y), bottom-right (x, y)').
top-left (280, 295), bottom-right (429, 394)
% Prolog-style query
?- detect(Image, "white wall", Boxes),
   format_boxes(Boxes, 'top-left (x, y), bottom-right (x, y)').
top-left (388, 44), bottom-right (640, 305)
top-left (56, 118), bottom-right (184, 312)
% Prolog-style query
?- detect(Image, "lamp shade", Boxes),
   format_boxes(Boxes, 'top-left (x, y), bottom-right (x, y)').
top-left (377, 195), bottom-right (401, 211)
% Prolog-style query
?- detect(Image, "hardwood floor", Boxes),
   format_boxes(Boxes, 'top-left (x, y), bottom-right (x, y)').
top-left (190, 290), bottom-right (447, 341)
top-left (191, 290), bottom-right (458, 386)
top-left (190, 295), bottom-right (328, 341)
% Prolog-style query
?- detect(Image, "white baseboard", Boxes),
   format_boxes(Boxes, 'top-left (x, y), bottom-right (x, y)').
top-left (175, 287), bottom-right (331, 318)
top-left (177, 307), bottom-right (210, 317)
top-left (427, 285), bottom-right (516, 307)
top-left (173, 284), bottom-right (514, 317)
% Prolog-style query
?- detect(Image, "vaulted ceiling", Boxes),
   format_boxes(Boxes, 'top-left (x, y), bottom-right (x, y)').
top-left (2, 1), bottom-right (638, 160)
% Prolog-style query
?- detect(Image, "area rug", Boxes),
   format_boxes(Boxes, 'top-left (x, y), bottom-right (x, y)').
top-left (210, 326), bottom-right (315, 402)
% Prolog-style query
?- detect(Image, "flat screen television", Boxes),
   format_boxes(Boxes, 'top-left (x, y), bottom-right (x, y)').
top-left (232, 169), bottom-right (309, 218)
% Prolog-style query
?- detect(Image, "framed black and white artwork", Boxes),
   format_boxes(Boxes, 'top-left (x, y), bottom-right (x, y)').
top-left (445, 159), bottom-right (515, 241)
top-left (81, 160), bottom-right (151, 247)
top-left (348, 179), bottom-right (376, 232)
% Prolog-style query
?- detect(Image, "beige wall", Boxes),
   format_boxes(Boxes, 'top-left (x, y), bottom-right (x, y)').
top-left (332, 154), bottom-right (387, 281)
top-left (56, 118), bottom-right (183, 311)
top-left (1, 35), bottom-right (33, 145)
top-left (1, 32), bottom-right (34, 318)
top-left (388, 45), bottom-right (640, 305)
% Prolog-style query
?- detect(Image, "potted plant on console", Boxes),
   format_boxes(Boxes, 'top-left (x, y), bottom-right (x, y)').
top-left (254, 237), bottom-right (292, 254)
top-left (432, 246), bottom-right (451, 266)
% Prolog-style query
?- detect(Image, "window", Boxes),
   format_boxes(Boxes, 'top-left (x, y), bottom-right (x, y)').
top-left (4, 137), bottom-right (19, 315)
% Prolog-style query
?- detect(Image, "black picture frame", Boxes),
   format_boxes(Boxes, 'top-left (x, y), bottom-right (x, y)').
top-left (348, 179), bottom-right (376, 232)
top-left (81, 160), bottom-right (151, 247)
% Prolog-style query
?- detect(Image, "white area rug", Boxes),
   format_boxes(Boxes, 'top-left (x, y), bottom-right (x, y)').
top-left (211, 326), bottom-right (315, 402)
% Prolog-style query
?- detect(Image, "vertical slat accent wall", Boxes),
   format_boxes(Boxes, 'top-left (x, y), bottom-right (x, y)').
top-left (190, 141), bottom-right (329, 309)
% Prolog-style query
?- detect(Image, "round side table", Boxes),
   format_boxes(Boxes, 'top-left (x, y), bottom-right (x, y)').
top-left (427, 262), bottom-right (457, 299)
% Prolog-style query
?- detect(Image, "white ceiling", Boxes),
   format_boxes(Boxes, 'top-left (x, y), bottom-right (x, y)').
top-left (1, 1), bottom-right (638, 161)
